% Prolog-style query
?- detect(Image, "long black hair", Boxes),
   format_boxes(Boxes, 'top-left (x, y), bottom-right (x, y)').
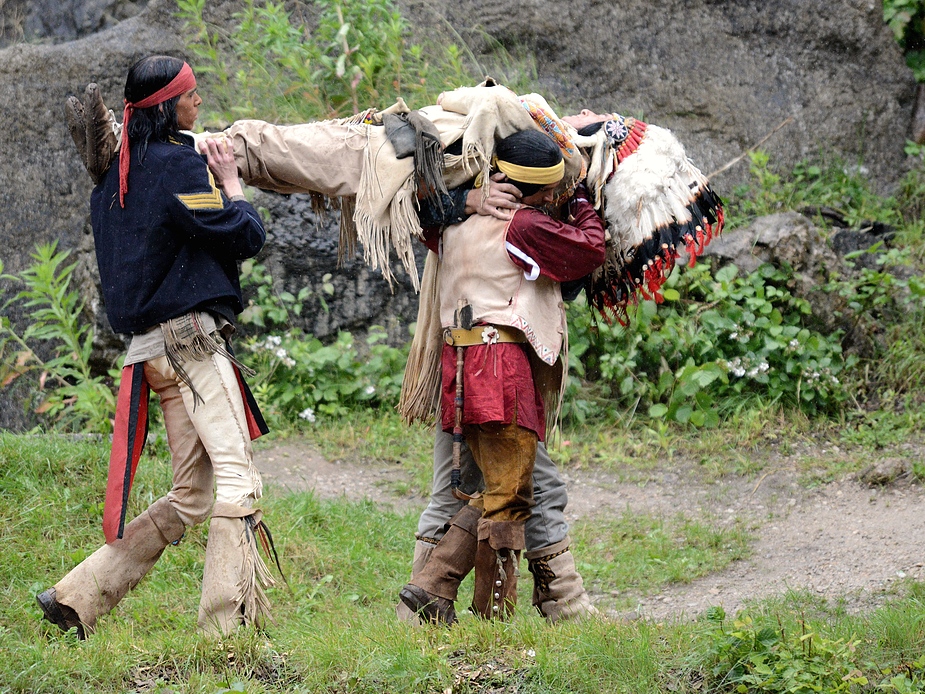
top-left (576, 121), bottom-right (605, 138)
top-left (124, 55), bottom-right (185, 159)
top-left (494, 129), bottom-right (562, 198)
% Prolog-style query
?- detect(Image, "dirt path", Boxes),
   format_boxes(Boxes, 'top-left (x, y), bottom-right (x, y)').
top-left (253, 437), bottom-right (925, 621)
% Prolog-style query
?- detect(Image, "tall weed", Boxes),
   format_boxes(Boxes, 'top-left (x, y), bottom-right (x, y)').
top-left (0, 243), bottom-right (117, 433)
top-left (175, 0), bottom-right (525, 124)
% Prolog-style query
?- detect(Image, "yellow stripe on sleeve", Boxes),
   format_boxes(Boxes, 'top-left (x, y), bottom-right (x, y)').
top-left (176, 169), bottom-right (225, 210)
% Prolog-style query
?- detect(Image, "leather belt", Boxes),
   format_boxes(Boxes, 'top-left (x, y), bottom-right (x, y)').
top-left (444, 325), bottom-right (526, 347)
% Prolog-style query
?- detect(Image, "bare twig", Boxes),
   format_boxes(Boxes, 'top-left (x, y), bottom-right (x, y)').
top-left (707, 117), bottom-right (795, 179)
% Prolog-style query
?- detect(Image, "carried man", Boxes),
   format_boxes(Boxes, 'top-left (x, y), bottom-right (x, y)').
top-left (57, 77), bottom-right (723, 629)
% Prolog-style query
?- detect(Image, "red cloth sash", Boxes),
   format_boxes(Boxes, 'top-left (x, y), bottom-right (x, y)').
top-left (103, 363), bottom-right (149, 543)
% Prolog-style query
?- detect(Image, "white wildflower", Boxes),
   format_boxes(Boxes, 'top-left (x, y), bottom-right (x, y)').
top-left (275, 348), bottom-right (289, 360)
top-left (299, 407), bottom-right (316, 423)
top-left (365, 385), bottom-right (376, 395)
top-left (266, 335), bottom-right (282, 347)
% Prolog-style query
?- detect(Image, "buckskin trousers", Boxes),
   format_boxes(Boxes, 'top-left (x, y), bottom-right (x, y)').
top-left (463, 421), bottom-right (537, 522)
top-left (49, 351), bottom-right (264, 634)
top-left (144, 353), bottom-right (263, 521)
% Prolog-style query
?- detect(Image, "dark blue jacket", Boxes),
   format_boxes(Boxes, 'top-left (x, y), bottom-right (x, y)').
top-left (91, 133), bottom-right (265, 335)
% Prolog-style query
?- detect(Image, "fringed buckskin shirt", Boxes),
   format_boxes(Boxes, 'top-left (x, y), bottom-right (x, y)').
top-left (423, 185), bottom-right (605, 441)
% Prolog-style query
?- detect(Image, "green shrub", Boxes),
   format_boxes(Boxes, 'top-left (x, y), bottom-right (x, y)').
top-left (236, 260), bottom-right (407, 429)
top-left (0, 243), bottom-right (117, 433)
top-left (565, 261), bottom-right (855, 428)
top-left (176, 0), bottom-right (486, 124)
top-left (728, 151), bottom-right (903, 230)
top-left (696, 609), bottom-right (925, 693)
top-left (884, 0), bottom-right (925, 80)
top-left (243, 327), bottom-right (407, 429)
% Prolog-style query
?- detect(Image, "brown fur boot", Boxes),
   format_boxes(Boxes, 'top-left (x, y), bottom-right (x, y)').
top-left (471, 518), bottom-right (525, 620)
top-left (525, 537), bottom-right (598, 623)
top-left (44, 497), bottom-right (185, 636)
top-left (399, 504), bottom-right (481, 625)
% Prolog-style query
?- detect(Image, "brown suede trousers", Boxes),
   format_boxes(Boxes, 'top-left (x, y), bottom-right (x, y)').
top-left (463, 421), bottom-right (536, 522)
top-left (462, 421), bottom-right (536, 618)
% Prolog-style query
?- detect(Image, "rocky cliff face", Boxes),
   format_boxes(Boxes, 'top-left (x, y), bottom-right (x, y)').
top-left (413, 0), bottom-right (914, 190)
top-left (0, 0), bottom-right (916, 429)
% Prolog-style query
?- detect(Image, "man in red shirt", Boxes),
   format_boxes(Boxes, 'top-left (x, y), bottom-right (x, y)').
top-left (400, 129), bottom-right (605, 620)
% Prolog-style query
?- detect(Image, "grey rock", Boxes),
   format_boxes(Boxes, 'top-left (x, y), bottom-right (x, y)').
top-left (858, 459), bottom-right (912, 486)
top-left (411, 0), bottom-right (915, 194)
top-left (0, 0), bottom-right (918, 429)
top-left (703, 212), bottom-right (823, 276)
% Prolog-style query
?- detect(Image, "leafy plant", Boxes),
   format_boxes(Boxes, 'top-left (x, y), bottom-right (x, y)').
top-left (728, 150), bottom-right (902, 230)
top-left (237, 260), bottom-right (406, 428)
top-left (0, 243), bottom-right (117, 433)
top-left (884, 0), bottom-right (925, 80)
top-left (176, 0), bottom-right (480, 124)
top-left (244, 327), bottom-right (407, 429)
top-left (824, 246), bottom-right (925, 401)
top-left (565, 260), bottom-right (855, 428)
top-left (696, 609), bottom-right (925, 693)
top-left (237, 258), bottom-right (317, 329)
top-left (699, 611), bottom-right (870, 692)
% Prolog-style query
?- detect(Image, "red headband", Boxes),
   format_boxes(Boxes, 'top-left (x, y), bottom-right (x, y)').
top-left (118, 62), bottom-right (197, 206)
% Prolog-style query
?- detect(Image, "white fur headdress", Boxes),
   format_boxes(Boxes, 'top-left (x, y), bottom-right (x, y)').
top-left (574, 116), bottom-right (724, 322)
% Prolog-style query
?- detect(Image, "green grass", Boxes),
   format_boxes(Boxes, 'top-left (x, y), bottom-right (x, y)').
top-left (5, 427), bottom-right (925, 692)
top-left (303, 410), bottom-right (435, 495)
top-left (572, 513), bottom-right (753, 610)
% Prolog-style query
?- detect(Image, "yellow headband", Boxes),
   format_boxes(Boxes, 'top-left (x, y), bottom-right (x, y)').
top-left (496, 158), bottom-right (564, 185)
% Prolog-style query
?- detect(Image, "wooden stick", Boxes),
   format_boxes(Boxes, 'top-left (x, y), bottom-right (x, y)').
top-left (707, 117), bottom-right (794, 179)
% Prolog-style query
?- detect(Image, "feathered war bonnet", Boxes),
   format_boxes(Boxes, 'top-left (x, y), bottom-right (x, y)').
top-left (571, 115), bottom-right (725, 323)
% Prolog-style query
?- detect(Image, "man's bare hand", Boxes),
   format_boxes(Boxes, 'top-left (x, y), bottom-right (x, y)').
top-left (204, 137), bottom-right (244, 199)
top-left (465, 172), bottom-right (522, 220)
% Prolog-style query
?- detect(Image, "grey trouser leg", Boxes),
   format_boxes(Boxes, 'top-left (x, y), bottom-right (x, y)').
top-left (418, 430), bottom-right (569, 550)
top-left (526, 441), bottom-right (569, 550)
top-left (415, 433), bottom-right (472, 540)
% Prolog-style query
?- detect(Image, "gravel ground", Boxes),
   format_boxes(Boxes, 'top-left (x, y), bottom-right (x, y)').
top-left (253, 436), bottom-right (925, 621)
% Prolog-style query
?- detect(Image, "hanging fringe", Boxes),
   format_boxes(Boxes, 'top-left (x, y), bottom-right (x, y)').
top-left (398, 252), bottom-right (443, 424)
top-left (338, 195), bottom-right (358, 266)
top-left (250, 516), bottom-right (290, 591)
top-left (355, 142), bottom-right (421, 291)
top-left (236, 514), bottom-right (274, 628)
top-left (161, 313), bottom-right (255, 407)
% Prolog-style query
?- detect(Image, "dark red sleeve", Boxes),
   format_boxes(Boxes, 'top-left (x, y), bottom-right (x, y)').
top-left (420, 225), bottom-right (441, 254)
top-left (505, 186), bottom-right (606, 282)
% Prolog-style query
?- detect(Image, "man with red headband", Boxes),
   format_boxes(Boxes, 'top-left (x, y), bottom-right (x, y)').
top-left (37, 55), bottom-right (274, 639)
